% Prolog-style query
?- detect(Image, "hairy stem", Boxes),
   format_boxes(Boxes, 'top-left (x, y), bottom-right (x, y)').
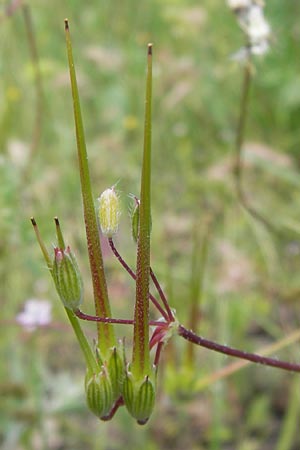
top-left (132, 44), bottom-right (153, 378)
top-left (195, 328), bottom-right (300, 391)
top-left (64, 19), bottom-right (115, 353)
top-left (178, 325), bottom-right (300, 373)
top-left (75, 309), bottom-right (166, 326)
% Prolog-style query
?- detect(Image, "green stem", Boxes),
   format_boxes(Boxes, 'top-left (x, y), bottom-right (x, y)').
top-left (64, 20), bottom-right (115, 354)
top-left (234, 55), bottom-right (276, 232)
top-left (132, 44), bottom-right (153, 378)
top-left (54, 217), bottom-right (65, 248)
top-left (66, 309), bottom-right (99, 373)
top-left (234, 59), bottom-right (251, 196)
top-left (31, 217), bottom-right (52, 270)
top-left (31, 217), bottom-right (99, 373)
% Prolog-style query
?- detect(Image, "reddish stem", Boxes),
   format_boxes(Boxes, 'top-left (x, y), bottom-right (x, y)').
top-left (101, 396), bottom-right (124, 421)
top-left (178, 325), bottom-right (300, 373)
top-left (154, 341), bottom-right (164, 367)
top-left (150, 268), bottom-right (174, 321)
top-left (150, 332), bottom-right (164, 350)
top-left (75, 309), bottom-right (166, 327)
top-left (108, 238), bottom-right (169, 321)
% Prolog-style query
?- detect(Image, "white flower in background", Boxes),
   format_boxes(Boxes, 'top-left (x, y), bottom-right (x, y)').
top-left (227, 0), bottom-right (252, 9)
top-left (250, 40), bottom-right (269, 55)
top-left (240, 4), bottom-right (270, 44)
top-left (16, 299), bottom-right (52, 331)
top-left (227, 0), bottom-right (271, 57)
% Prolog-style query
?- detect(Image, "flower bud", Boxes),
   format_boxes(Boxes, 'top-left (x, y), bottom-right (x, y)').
top-left (123, 370), bottom-right (156, 425)
top-left (85, 367), bottom-right (114, 419)
top-left (98, 187), bottom-right (121, 237)
top-left (52, 246), bottom-right (83, 310)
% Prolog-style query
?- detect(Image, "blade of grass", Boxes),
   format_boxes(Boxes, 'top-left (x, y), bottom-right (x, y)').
top-left (185, 217), bottom-right (211, 368)
top-left (276, 376), bottom-right (300, 450)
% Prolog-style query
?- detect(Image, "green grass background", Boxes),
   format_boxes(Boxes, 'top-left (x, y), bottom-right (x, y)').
top-left (1, 0), bottom-right (300, 449)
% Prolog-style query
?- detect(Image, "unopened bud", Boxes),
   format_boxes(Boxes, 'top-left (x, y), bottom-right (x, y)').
top-left (52, 247), bottom-right (83, 310)
top-left (85, 367), bottom-right (114, 419)
top-left (123, 370), bottom-right (156, 425)
top-left (98, 187), bottom-right (120, 237)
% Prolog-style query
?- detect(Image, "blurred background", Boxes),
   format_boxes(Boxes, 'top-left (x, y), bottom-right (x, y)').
top-left (1, 0), bottom-right (300, 449)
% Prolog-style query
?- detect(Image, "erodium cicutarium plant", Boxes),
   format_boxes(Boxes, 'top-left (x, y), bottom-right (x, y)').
top-left (31, 20), bottom-right (300, 425)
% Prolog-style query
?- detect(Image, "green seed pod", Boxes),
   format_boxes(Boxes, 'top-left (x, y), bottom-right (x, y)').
top-left (52, 246), bottom-right (83, 310)
top-left (123, 370), bottom-right (156, 425)
top-left (107, 344), bottom-right (125, 399)
top-left (98, 187), bottom-right (121, 237)
top-left (85, 367), bottom-right (114, 419)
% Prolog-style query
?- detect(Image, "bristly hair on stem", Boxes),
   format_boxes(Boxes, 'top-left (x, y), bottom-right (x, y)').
top-left (131, 43), bottom-right (153, 379)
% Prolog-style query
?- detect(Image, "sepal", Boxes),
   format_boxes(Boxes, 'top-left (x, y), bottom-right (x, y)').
top-left (52, 246), bottom-right (83, 310)
top-left (107, 343), bottom-right (125, 399)
top-left (85, 366), bottom-right (114, 419)
top-left (123, 368), bottom-right (156, 425)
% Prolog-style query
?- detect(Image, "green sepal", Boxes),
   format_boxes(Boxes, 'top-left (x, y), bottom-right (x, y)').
top-left (123, 367), bottom-right (156, 425)
top-left (85, 366), bottom-right (114, 419)
top-left (52, 247), bottom-right (83, 310)
top-left (107, 343), bottom-right (125, 399)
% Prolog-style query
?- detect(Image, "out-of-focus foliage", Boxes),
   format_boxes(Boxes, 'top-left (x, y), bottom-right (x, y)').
top-left (1, 0), bottom-right (300, 449)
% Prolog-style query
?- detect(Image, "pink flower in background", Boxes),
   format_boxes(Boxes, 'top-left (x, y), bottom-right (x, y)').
top-left (16, 299), bottom-right (52, 331)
